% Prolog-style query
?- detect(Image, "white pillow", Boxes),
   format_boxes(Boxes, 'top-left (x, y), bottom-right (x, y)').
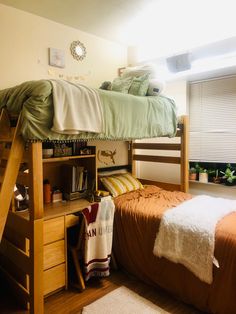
top-left (147, 79), bottom-right (165, 96)
top-left (122, 63), bottom-right (157, 79)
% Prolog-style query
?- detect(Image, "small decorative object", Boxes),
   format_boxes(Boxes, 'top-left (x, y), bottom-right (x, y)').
top-left (54, 143), bottom-right (72, 157)
top-left (199, 169), bottom-right (208, 183)
top-left (52, 189), bottom-right (62, 203)
top-left (100, 81), bottom-right (112, 90)
top-left (80, 147), bottom-right (92, 155)
top-left (43, 148), bottom-right (54, 158)
top-left (42, 142), bottom-right (54, 158)
top-left (70, 40), bottom-right (87, 61)
top-left (49, 48), bottom-right (65, 68)
top-left (14, 184), bottom-right (29, 211)
top-left (189, 167), bottom-right (197, 181)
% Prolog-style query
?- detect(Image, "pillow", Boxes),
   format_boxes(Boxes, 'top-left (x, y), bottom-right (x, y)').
top-left (98, 169), bottom-right (128, 177)
top-left (147, 79), bottom-right (165, 96)
top-left (99, 81), bottom-right (112, 90)
top-left (100, 173), bottom-right (143, 197)
top-left (111, 76), bottom-right (133, 94)
top-left (128, 74), bottom-right (149, 96)
top-left (121, 64), bottom-right (157, 79)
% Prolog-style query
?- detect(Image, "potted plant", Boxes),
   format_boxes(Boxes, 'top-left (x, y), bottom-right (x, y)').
top-left (208, 169), bottom-right (216, 182)
top-left (189, 167), bottom-right (197, 180)
top-left (213, 169), bottom-right (221, 184)
top-left (220, 167), bottom-right (236, 186)
top-left (199, 168), bottom-right (208, 183)
top-left (194, 162), bottom-right (201, 180)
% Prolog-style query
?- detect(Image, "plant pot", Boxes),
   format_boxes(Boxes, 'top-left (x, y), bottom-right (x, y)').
top-left (225, 181), bottom-right (235, 186)
top-left (189, 173), bottom-right (197, 181)
top-left (213, 177), bottom-right (221, 184)
top-left (199, 172), bottom-right (208, 183)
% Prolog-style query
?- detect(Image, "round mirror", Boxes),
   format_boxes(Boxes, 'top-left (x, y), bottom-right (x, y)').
top-left (70, 40), bottom-right (86, 61)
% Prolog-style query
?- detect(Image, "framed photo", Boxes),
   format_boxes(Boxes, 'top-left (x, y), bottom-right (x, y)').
top-left (49, 48), bottom-right (65, 68)
top-left (80, 147), bottom-right (92, 155)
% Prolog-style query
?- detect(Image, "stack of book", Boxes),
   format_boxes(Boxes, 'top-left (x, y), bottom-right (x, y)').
top-left (62, 164), bottom-right (88, 200)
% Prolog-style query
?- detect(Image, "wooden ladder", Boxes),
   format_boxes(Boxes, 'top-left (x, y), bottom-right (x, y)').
top-left (0, 108), bottom-right (25, 242)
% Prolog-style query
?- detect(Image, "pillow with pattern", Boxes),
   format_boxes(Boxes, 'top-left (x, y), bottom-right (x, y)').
top-left (100, 172), bottom-right (143, 197)
top-left (111, 76), bottom-right (133, 94)
top-left (128, 74), bottom-right (149, 96)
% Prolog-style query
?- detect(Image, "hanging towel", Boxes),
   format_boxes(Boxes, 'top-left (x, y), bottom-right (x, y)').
top-left (82, 199), bottom-right (115, 281)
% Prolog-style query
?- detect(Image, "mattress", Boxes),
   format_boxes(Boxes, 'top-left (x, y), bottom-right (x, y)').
top-left (113, 185), bottom-right (236, 314)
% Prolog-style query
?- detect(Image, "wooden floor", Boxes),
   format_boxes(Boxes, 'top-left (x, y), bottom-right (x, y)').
top-left (0, 270), bottom-right (204, 314)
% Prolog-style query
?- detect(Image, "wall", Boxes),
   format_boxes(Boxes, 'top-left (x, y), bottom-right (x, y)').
top-left (0, 4), bottom-right (126, 89)
top-left (164, 80), bottom-right (189, 116)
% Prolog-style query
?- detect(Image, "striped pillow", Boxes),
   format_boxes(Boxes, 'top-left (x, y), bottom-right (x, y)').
top-left (100, 173), bottom-right (143, 197)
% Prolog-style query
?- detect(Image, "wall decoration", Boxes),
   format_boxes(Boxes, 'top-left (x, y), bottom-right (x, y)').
top-left (98, 149), bottom-right (117, 165)
top-left (89, 141), bottom-right (129, 168)
top-left (70, 40), bottom-right (87, 61)
top-left (49, 48), bottom-right (65, 68)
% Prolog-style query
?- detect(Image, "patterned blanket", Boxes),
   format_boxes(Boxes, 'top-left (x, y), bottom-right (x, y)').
top-left (82, 199), bottom-right (115, 281)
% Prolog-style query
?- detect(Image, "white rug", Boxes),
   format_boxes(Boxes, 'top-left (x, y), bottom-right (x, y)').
top-left (82, 286), bottom-right (163, 314)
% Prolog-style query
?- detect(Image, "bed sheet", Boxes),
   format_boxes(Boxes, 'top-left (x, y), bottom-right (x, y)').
top-left (113, 185), bottom-right (236, 314)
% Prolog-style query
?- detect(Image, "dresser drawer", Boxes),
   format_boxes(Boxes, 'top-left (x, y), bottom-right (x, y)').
top-left (43, 239), bottom-right (65, 270)
top-left (65, 214), bottom-right (80, 228)
top-left (43, 263), bottom-right (66, 296)
top-left (43, 216), bottom-right (65, 244)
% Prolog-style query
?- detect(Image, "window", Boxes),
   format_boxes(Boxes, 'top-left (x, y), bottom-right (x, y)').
top-left (189, 76), bottom-right (236, 163)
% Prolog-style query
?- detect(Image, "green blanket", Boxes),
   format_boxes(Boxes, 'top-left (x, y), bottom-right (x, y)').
top-left (0, 80), bottom-right (177, 141)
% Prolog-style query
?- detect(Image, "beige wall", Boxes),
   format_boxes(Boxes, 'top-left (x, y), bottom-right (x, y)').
top-left (0, 4), bottom-right (126, 89)
top-left (164, 80), bottom-right (189, 116)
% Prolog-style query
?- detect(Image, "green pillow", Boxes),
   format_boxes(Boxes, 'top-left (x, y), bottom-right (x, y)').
top-left (128, 74), bottom-right (149, 96)
top-left (111, 76), bottom-right (133, 94)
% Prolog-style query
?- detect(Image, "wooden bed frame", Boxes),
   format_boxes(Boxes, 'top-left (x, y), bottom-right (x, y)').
top-left (0, 108), bottom-right (188, 313)
top-left (132, 115), bottom-right (189, 193)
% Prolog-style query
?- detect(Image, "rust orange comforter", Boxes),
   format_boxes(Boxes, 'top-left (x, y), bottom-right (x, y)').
top-left (113, 185), bottom-right (236, 314)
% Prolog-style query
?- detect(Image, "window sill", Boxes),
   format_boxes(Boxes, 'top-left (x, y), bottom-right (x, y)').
top-left (189, 180), bottom-right (236, 189)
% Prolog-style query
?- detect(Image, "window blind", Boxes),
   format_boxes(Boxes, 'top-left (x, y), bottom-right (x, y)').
top-left (189, 76), bottom-right (236, 162)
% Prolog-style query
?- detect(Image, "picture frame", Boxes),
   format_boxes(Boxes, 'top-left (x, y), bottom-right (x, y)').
top-left (49, 48), bottom-right (65, 68)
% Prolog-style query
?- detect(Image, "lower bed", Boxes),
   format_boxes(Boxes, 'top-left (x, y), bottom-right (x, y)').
top-left (113, 185), bottom-right (236, 314)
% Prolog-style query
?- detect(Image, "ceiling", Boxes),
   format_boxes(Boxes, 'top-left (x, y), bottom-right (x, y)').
top-left (1, 0), bottom-right (236, 81)
top-left (0, 0), bottom-right (154, 45)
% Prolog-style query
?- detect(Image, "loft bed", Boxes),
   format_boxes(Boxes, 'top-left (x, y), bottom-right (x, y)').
top-left (0, 79), bottom-right (185, 314)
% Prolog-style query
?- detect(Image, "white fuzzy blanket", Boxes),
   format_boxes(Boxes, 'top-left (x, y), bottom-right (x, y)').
top-left (50, 79), bottom-right (104, 134)
top-left (153, 195), bottom-right (236, 284)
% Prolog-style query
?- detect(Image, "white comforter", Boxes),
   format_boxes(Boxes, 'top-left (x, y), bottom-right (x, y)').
top-left (153, 195), bottom-right (236, 284)
top-left (50, 79), bottom-right (104, 134)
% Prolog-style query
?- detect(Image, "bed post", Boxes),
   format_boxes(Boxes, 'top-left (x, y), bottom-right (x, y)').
top-left (180, 115), bottom-right (189, 193)
top-left (28, 142), bottom-right (44, 314)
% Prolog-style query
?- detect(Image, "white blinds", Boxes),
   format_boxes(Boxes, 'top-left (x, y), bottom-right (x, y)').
top-left (189, 76), bottom-right (236, 162)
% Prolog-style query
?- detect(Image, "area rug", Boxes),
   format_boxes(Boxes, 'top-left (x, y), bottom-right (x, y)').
top-left (82, 286), bottom-right (163, 314)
